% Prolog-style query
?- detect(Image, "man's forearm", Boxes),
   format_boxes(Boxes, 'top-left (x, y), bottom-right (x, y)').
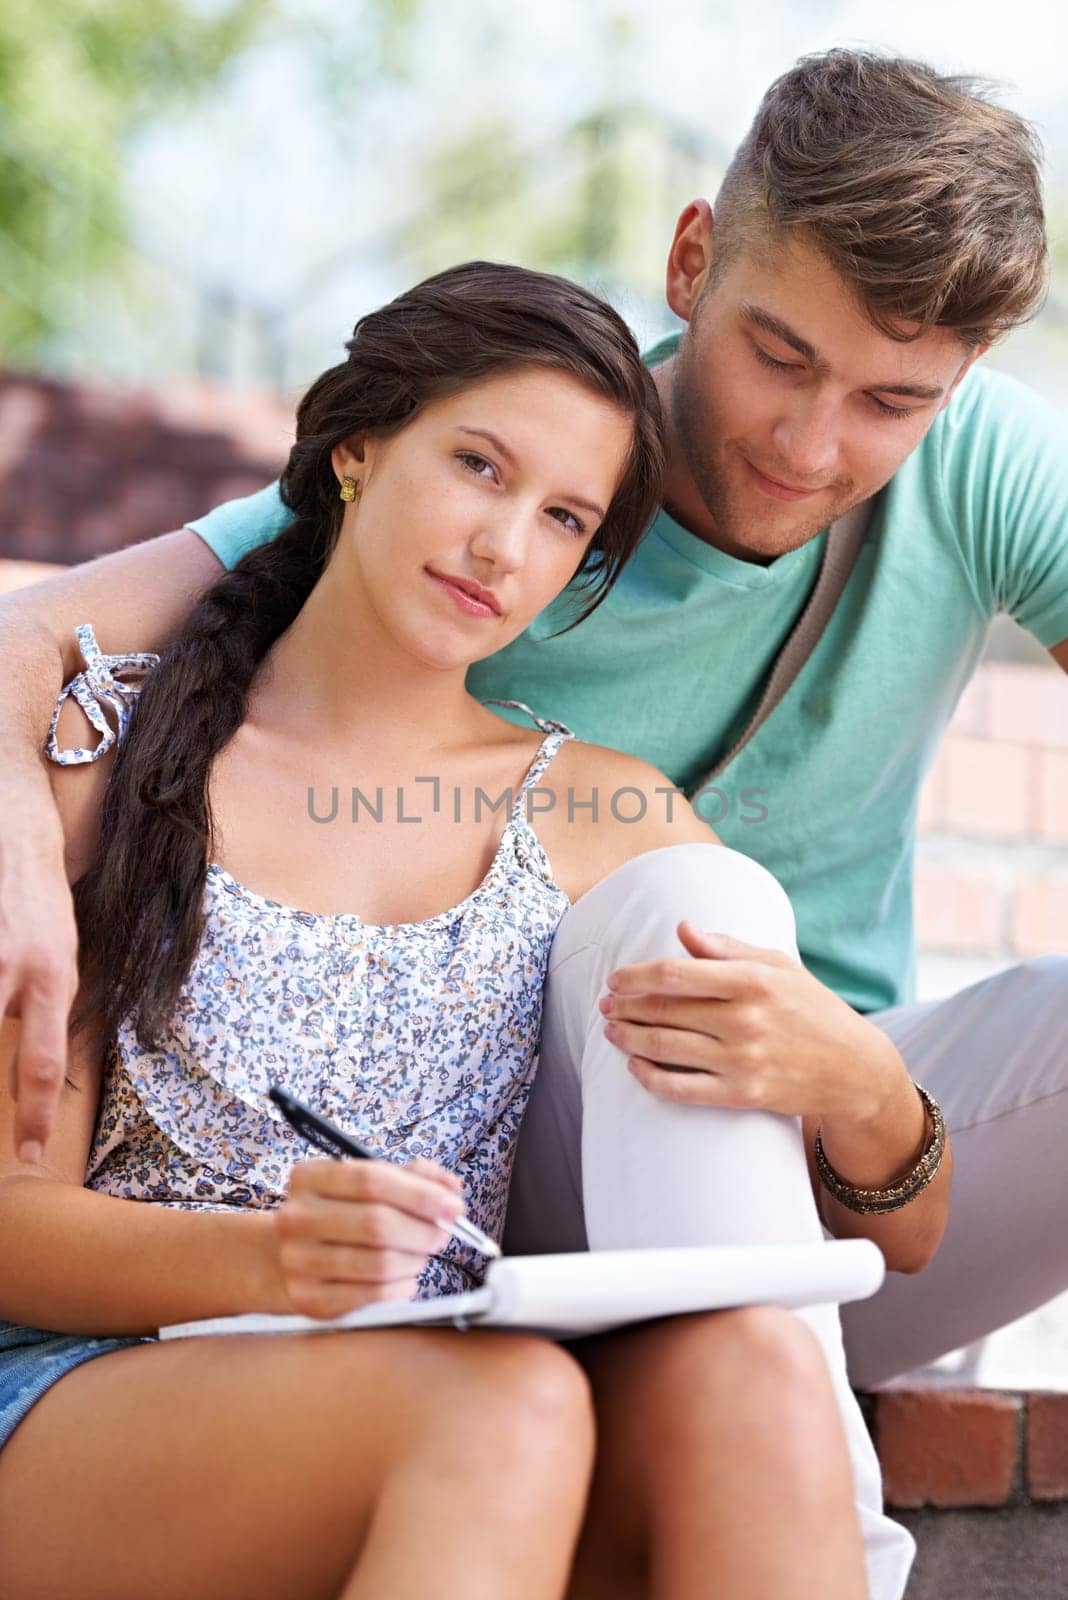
top-left (0, 606), bottom-right (79, 1161)
top-left (1, 610), bottom-right (68, 869)
top-left (0, 529), bottom-right (224, 764)
top-left (0, 529), bottom-right (223, 1158)
top-left (0, 1175), bottom-right (280, 1335)
top-left (0, 528), bottom-right (223, 675)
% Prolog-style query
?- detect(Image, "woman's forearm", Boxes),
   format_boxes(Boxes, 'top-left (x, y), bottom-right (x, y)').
top-left (811, 1056), bottom-right (954, 1273)
top-left (0, 1175), bottom-right (281, 1336)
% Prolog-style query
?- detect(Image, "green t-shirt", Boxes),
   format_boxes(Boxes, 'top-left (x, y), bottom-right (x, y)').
top-left (187, 336), bottom-right (1068, 1013)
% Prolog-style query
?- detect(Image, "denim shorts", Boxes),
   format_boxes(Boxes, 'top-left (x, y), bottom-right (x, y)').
top-left (0, 1321), bottom-right (154, 1453)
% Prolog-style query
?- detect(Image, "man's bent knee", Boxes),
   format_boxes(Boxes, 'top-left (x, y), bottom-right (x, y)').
top-left (1015, 953), bottom-right (1068, 1002)
top-left (548, 843), bottom-right (798, 975)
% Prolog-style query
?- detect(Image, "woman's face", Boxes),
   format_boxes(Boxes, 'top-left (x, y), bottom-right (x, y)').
top-left (328, 366), bottom-right (634, 670)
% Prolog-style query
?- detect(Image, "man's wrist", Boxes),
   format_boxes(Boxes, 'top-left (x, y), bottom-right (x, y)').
top-left (3, 730), bottom-right (69, 859)
top-left (4, 803), bottom-right (67, 872)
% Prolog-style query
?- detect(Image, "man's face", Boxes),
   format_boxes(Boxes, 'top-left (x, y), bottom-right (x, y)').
top-left (666, 228), bottom-right (984, 561)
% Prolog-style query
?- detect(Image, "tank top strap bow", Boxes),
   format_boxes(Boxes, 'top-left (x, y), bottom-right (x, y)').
top-left (482, 697), bottom-right (576, 804)
top-left (44, 622), bottom-right (161, 766)
top-left (482, 697), bottom-right (574, 740)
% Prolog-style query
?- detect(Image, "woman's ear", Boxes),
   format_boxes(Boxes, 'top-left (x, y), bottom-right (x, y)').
top-left (330, 435), bottom-right (368, 487)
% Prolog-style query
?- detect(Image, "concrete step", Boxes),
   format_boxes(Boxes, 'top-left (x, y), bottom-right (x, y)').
top-left (857, 1389), bottom-right (1068, 1597)
top-left (893, 1505), bottom-right (1067, 1599)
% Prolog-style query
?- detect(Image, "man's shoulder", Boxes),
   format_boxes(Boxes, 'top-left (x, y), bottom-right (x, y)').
top-left (934, 360), bottom-right (1068, 450)
top-left (887, 358), bottom-right (1068, 639)
top-left (187, 481), bottom-right (293, 571)
top-left (640, 329), bottom-right (682, 371)
top-left (890, 360), bottom-right (1068, 535)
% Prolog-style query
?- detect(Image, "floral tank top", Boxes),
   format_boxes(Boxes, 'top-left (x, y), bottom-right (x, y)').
top-left (45, 625), bottom-right (576, 1298)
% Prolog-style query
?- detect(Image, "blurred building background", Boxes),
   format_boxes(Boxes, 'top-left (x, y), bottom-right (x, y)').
top-left (3, 2), bottom-right (1067, 616)
top-left (1, 0), bottom-right (1066, 1423)
top-left (3, 1), bottom-right (1068, 394)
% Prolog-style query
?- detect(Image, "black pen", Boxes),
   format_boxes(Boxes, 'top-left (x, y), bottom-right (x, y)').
top-left (267, 1082), bottom-right (501, 1259)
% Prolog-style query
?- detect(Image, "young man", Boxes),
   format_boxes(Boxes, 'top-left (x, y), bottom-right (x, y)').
top-left (2, 46), bottom-right (1066, 1412)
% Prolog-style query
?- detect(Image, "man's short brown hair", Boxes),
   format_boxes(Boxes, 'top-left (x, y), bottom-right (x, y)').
top-left (712, 49), bottom-right (1048, 346)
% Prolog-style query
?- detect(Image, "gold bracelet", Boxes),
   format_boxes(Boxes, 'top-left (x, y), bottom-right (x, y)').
top-left (814, 1083), bottom-right (946, 1215)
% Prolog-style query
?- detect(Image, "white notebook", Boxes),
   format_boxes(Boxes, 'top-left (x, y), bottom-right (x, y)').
top-left (160, 1239), bottom-right (884, 1343)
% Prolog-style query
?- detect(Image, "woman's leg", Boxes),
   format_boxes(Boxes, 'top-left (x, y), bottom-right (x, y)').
top-left (0, 1325), bottom-right (594, 1600)
top-left (506, 843), bottom-right (915, 1600)
top-left (568, 1307), bottom-right (868, 1600)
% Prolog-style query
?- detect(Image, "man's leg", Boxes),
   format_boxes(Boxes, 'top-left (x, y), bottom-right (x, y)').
top-left (841, 955), bottom-right (1068, 1390)
top-left (505, 843), bottom-right (915, 1600)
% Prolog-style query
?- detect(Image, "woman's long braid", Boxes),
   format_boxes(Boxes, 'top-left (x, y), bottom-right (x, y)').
top-left (72, 518), bottom-right (327, 1049)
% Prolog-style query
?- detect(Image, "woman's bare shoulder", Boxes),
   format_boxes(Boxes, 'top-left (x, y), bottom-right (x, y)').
top-left (543, 738), bottom-right (719, 900)
top-left (562, 737), bottom-right (718, 839)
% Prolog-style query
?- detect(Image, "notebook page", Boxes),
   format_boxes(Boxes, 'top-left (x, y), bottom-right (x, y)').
top-left (160, 1240), bottom-right (883, 1342)
top-left (488, 1240), bottom-right (885, 1336)
top-left (160, 1286), bottom-right (493, 1339)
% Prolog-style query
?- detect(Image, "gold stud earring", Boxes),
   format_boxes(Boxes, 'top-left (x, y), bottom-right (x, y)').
top-left (339, 475), bottom-right (359, 503)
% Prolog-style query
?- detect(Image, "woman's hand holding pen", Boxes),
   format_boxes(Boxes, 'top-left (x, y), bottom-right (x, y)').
top-left (263, 1155), bottom-right (466, 1320)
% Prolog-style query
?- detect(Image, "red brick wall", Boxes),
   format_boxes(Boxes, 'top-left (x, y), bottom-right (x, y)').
top-left (916, 663), bottom-right (1068, 970)
top-left (0, 371), bottom-right (293, 565)
top-left (867, 1388), bottom-right (1068, 1508)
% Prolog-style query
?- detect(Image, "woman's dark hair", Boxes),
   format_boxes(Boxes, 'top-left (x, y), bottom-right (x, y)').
top-left (71, 260), bottom-right (665, 1053)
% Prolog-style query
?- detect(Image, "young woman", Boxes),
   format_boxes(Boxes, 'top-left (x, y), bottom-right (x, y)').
top-left (0, 262), bottom-right (880, 1599)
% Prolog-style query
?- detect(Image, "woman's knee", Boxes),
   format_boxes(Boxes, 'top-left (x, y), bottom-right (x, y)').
top-left (0, 1332), bottom-right (592, 1600)
top-left (632, 1307), bottom-right (843, 1460)
top-left (422, 1333), bottom-right (596, 1487)
top-left (308, 1327), bottom-right (595, 1472)
top-left (648, 1304), bottom-right (825, 1381)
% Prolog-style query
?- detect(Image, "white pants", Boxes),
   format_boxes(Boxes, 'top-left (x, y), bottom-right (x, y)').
top-left (503, 844), bottom-right (927, 1600)
top-left (844, 952), bottom-right (1068, 1387)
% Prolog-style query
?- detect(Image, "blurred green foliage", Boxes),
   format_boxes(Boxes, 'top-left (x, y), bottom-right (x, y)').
top-left (300, 0), bottom-right (425, 109)
top-left (0, 0), bottom-right (272, 359)
top-left (402, 105), bottom-right (712, 316)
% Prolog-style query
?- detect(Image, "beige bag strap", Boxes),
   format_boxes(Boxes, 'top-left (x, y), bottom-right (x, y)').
top-left (685, 497), bottom-right (874, 801)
